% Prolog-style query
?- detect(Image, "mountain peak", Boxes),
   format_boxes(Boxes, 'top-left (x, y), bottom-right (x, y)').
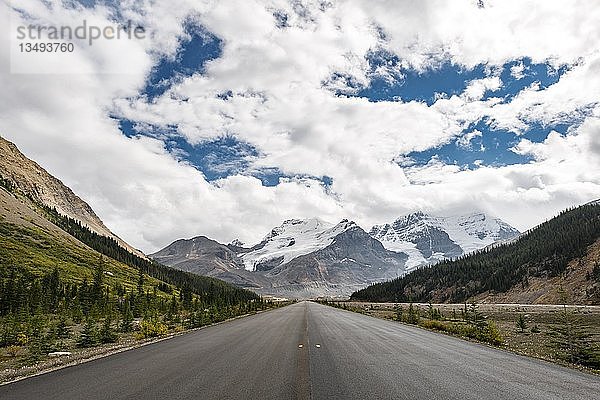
top-left (371, 211), bottom-right (520, 270)
top-left (241, 217), bottom-right (361, 272)
top-left (229, 238), bottom-right (246, 247)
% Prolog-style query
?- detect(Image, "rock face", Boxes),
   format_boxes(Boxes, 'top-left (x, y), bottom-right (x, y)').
top-left (150, 236), bottom-right (271, 290)
top-left (261, 224), bottom-right (408, 298)
top-left (239, 218), bottom-right (363, 271)
top-left (152, 220), bottom-right (409, 298)
top-left (0, 136), bottom-right (143, 257)
top-left (370, 211), bottom-right (520, 270)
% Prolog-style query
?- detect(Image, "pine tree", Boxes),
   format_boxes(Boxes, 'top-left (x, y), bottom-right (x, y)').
top-left (56, 315), bottom-right (71, 339)
top-left (549, 306), bottom-right (600, 368)
top-left (467, 303), bottom-right (487, 331)
top-left (27, 316), bottom-right (48, 362)
top-left (516, 314), bottom-right (527, 333)
top-left (120, 302), bottom-right (134, 333)
top-left (77, 319), bottom-right (99, 348)
top-left (407, 303), bottom-right (420, 324)
top-left (91, 257), bottom-right (104, 306)
top-left (137, 269), bottom-right (145, 296)
top-left (100, 316), bottom-right (118, 344)
top-left (395, 305), bottom-right (403, 322)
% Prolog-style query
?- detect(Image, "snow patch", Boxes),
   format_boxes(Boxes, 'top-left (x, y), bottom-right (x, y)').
top-left (241, 218), bottom-right (357, 271)
top-left (371, 212), bottom-right (519, 268)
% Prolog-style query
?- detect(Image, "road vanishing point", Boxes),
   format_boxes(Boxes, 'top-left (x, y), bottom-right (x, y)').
top-left (1, 301), bottom-right (598, 399)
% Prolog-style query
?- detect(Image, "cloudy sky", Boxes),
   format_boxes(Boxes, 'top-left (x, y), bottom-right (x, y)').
top-left (2, 0), bottom-right (600, 253)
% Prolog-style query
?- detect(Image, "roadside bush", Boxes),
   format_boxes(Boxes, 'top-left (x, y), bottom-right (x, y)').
top-left (136, 319), bottom-right (168, 339)
top-left (420, 320), bottom-right (449, 332)
top-left (423, 320), bottom-right (503, 346)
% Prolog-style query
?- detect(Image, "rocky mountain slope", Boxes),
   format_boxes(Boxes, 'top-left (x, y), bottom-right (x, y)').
top-left (152, 219), bottom-right (409, 298)
top-left (370, 211), bottom-right (520, 270)
top-left (150, 236), bottom-right (272, 290)
top-left (261, 223), bottom-right (408, 298)
top-left (0, 136), bottom-right (143, 257)
top-left (154, 213), bottom-right (520, 299)
top-left (240, 218), bottom-right (365, 271)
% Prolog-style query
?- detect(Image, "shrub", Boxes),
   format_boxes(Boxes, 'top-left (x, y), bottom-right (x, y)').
top-left (136, 319), bottom-right (168, 339)
top-left (420, 319), bottom-right (449, 332)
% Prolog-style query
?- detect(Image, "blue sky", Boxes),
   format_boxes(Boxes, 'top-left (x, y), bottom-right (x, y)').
top-left (118, 38), bottom-right (577, 182)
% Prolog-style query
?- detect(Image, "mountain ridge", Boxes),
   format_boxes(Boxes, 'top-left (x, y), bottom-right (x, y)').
top-left (0, 136), bottom-right (144, 258)
top-left (370, 211), bottom-right (520, 269)
top-left (153, 212), bottom-right (520, 298)
top-left (152, 219), bottom-right (409, 298)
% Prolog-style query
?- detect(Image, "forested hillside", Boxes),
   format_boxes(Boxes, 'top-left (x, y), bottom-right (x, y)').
top-left (351, 203), bottom-right (600, 304)
top-left (0, 173), bottom-right (267, 373)
top-left (42, 204), bottom-right (258, 305)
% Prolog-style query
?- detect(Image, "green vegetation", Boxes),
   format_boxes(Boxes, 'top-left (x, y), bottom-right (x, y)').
top-left (351, 203), bottom-right (600, 303)
top-left (516, 314), bottom-right (527, 333)
top-left (588, 262), bottom-right (600, 283)
top-left (548, 305), bottom-right (600, 369)
top-left (41, 205), bottom-right (258, 306)
top-left (0, 200), bottom-right (272, 372)
top-left (0, 253), bottom-right (271, 363)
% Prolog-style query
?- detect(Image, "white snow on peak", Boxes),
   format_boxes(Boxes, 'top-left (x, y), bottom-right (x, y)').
top-left (370, 211), bottom-right (519, 270)
top-left (241, 218), bottom-right (357, 271)
top-left (437, 212), bottom-right (518, 254)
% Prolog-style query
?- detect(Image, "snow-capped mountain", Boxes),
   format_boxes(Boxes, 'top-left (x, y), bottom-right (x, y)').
top-left (240, 218), bottom-right (358, 271)
top-left (153, 217), bottom-right (409, 298)
top-left (153, 213), bottom-right (517, 298)
top-left (370, 211), bottom-right (520, 270)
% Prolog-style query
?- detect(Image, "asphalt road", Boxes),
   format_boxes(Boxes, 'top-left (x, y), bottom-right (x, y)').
top-left (1, 302), bottom-right (598, 400)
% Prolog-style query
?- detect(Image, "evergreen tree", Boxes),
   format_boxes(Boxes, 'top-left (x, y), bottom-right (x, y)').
top-left (407, 303), bottom-right (420, 324)
top-left (549, 306), bottom-right (600, 368)
top-left (56, 315), bottom-right (71, 339)
top-left (27, 316), bottom-right (52, 362)
top-left (137, 269), bottom-right (145, 296)
top-left (91, 257), bottom-right (104, 306)
top-left (77, 319), bottom-right (99, 348)
top-left (466, 303), bottom-right (487, 331)
top-left (516, 314), bottom-right (527, 333)
top-left (592, 262), bottom-right (600, 284)
top-left (100, 316), bottom-right (118, 344)
top-left (395, 305), bottom-right (403, 322)
top-left (120, 302), bottom-right (134, 333)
